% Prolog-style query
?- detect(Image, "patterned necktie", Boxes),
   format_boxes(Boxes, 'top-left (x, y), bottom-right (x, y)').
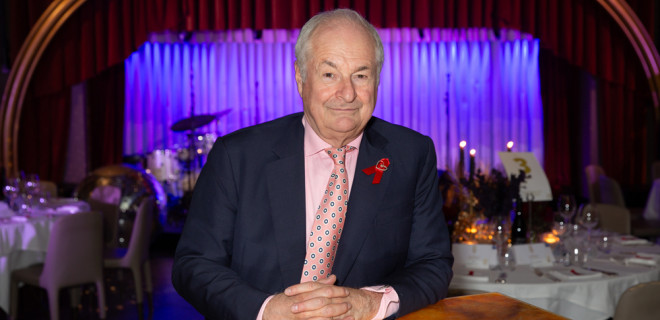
top-left (301, 146), bottom-right (355, 282)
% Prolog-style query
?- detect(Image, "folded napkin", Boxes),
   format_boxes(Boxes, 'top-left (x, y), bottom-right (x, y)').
top-left (452, 269), bottom-right (490, 282)
top-left (55, 205), bottom-right (81, 214)
top-left (0, 209), bottom-right (14, 218)
top-left (10, 215), bottom-right (27, 222)
top-left (612, 236), bottom-right (650, 246)
top-left (547, 268), bottom-right (603, 281)
top-left (624, 252), bottom-right (660, 266)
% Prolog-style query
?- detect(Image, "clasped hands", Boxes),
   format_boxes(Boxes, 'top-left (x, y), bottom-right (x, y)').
top-left (263, 274), bottom-right (382, 320)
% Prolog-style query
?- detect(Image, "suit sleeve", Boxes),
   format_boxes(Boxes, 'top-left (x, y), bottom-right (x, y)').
top-left (386, 137), bottom-right (454, 315)
top-left (171, 139), bottom-right (269, 319)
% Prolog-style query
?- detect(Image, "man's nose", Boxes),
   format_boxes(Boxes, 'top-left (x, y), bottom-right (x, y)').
top-left (336, 77), bottom-right (357, 102)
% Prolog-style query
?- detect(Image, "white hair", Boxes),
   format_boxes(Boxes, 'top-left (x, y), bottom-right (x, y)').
top-left (294, 9), bottom-right (384, 82)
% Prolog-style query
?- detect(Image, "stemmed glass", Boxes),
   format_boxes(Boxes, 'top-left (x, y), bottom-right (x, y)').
top-left (557, 194), bottom-right (577, 224)
top-left (577, 204), bottom-right (600, 243)
top-left (551, 216), bottom-right (571, 265)
top-left (491, 215), bottom-right (509, 247)
top-left (490, 215), bottom-right (515, 271)
top-left (3, 177), bottom-right (21, 211)
top-left (24, 174), bottom-right (40, 212)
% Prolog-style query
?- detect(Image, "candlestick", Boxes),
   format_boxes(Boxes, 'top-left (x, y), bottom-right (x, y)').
top-left (507, 141), bottom-right (514, 152)
top-left (459, 141), bottom-right (466, 178)
top-left (469, 149), bottom-right (476, 182)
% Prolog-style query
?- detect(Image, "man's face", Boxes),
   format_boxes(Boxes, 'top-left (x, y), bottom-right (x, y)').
top-left (295, 23), bottom-right (378, 147)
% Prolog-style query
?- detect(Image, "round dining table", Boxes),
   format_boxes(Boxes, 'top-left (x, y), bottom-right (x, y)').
top-left (0, 199), bottom-right (90, 313)
top-left (450, 239), bottom-right (660, 320)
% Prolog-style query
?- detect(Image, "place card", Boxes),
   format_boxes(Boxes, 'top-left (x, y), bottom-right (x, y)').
top-left (499, 152), bottom-right (552, 201)
top-left (511, 243), bottom-right (555, 267)
top-left (452, 243), bottom-right (498, 269)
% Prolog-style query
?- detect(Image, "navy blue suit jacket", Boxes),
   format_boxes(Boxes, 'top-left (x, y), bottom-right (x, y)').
top-left (172, 113), bottom-right (453, 319)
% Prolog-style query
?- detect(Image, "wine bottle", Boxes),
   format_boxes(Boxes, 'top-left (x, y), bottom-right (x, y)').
top-left (510, 198), bottom-right (528, 244)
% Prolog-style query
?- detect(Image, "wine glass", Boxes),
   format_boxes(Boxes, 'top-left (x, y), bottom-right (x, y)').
top-left (577, 204), bottom-right (599, 243)
top-left (3, 177), bottom-right (21, 211)
top-left (490, 215), bottom-right (513, 270)
top-left (551, 216), bottom-right (570, 265)
top-left (24, 174), bottom-right (40, 212)
top-left (557, 194), bottom-right (577, 224)
top-left (490, 214), bottom-right (510, 246)
top-left (499, 244), bottom-right (516, 271)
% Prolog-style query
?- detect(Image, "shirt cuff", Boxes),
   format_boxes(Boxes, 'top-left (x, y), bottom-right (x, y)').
top-left (256, 295), bottom-right (275, 320)
top-left (361, 285), bottom-right (400, 319)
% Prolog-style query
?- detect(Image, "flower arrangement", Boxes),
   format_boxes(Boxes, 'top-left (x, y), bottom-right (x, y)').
top-left (444, 168), bottom-right (526, 243)
top-left (460, 168), bottom-right (526, 219)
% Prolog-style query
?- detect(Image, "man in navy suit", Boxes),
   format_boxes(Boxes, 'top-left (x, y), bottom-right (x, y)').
top-left (172, 9), bottom-right (453, 320)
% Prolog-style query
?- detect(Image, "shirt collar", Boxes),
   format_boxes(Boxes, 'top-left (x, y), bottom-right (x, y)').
top-left (303, 115), bottom-right (363, 157)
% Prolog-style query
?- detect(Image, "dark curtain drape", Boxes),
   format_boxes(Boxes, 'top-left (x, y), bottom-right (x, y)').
top-left (5, 0), bottom-right (655, 192)
top-left (86, 63), bottom-right (125, 170)
top-left (539, 50), bottom-right (582, 195)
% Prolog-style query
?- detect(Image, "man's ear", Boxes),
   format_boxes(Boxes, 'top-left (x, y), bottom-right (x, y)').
top-left (294, 63), bottom-right (303, 97)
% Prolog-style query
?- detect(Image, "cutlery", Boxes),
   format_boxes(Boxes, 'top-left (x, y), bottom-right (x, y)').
top-left (582, 267), bottom-right (618, 276)
top-left (533, 268), bottom-right (561, 282)
top-left (545, 273), bottom-right (561, 282)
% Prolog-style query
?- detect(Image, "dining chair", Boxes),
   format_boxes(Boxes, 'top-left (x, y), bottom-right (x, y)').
top-left (585, 165), bottom-right (626, 207)
top-left (613, 281), bottom-right (660, 320)
top-left (587, 203), bottom-right (631, 234)
top-left (104, 197), bottom-right (154, 319)
top-left (9, 211), bottom-right (106, 320)
top-left (38, 180), bottom-right (58, 198)
top-left (87, 197), bottom-right (120, 249)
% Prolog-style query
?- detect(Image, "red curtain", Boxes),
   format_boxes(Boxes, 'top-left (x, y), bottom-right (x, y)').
top-left (539, 50), bottom-right (583, 195)
top-left (86, 64), bottom-right (125, 170)
top-left (6, 0), bottom-right (655, 191)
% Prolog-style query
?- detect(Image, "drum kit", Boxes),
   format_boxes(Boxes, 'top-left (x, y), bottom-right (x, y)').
top-left (145, 109), bottom-right (231, 198)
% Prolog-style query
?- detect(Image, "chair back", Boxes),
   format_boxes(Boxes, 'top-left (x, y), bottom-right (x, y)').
top-left (614, 281), bottom-right (660, 320)
top-left (38, 180), bottom-right (58, 198)
top-left (597, 175), bottom-right (626, 207)
top-left (585, 165), bottom-right (625, 207)
top-left (125, 198), bottom-right (154, 264)
top-left (41, 211), bottom-right (103, 288)
top-left (87, 198), bottom-right (120, 248)
top-left (587, 203), bottom-right (631, 234)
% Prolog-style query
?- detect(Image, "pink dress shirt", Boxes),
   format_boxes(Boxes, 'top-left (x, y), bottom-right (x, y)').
top-left (257, 117), bottom-right (399, 319)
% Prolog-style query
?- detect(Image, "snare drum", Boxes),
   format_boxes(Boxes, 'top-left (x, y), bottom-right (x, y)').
top-left (146, 149), bottom-right (180, 181)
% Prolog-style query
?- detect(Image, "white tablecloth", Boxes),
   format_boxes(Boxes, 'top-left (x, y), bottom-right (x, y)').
top-left (451, 241), bottom-right (660, 320)
top-left (644, 178), bottom-right (660, 220)
top-left (0, 199), bottom-right (90, 312)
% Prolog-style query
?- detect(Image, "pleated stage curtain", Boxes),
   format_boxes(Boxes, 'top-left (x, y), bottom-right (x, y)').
top-left (124, 28), bottom-right (543, 173)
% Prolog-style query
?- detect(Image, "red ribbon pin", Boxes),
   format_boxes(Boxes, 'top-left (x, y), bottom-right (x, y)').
top-left (362, 158), bottom-right (390, 184)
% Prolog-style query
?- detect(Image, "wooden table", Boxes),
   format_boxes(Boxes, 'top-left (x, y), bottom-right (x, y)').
top-left (399, 293), bottom-right (568, 320)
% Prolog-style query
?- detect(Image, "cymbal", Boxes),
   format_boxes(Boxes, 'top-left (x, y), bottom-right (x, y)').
top-left (170, 109), bottom-right (232, 132)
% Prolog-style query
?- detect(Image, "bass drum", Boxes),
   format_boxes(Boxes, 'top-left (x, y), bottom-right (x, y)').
top-left (146, 149), bottom-right (180, 181)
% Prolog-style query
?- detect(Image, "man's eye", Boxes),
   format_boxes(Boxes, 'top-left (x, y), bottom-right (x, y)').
top-left (355, 74), bottom-right (368, 80)
top-left (323, 73), bottom-right (335, 79)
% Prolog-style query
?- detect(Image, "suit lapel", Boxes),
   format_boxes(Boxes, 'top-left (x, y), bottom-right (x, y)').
top-left (266, 119), bottom-right (307, 286)
top-left (332, 122), bottom-right (390, 281)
